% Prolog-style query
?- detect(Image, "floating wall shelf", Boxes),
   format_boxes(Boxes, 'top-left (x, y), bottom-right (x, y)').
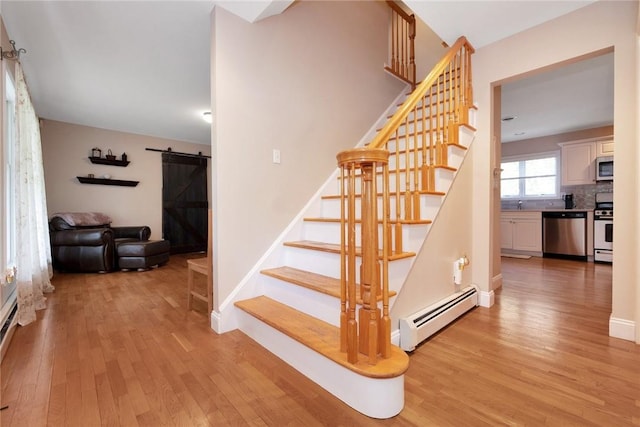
top-left (77, 177), bottom-right (139, 187)
top-left (88, 156), bottom-right (130, 167)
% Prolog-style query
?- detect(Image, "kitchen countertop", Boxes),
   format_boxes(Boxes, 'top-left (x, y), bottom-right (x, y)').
top-left (502, 208), bottom-right (592, 213)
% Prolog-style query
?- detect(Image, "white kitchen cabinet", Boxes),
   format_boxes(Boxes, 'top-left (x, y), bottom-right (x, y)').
top-left (500, 217), bottom-right (514, 249)
top-left (596, 139), bottom-right (614, 156)
top-left (560, 141), bottom-right (596, 186)
top-left (560, 138), bottom-right (614, 186)
top-left (501, 211), bottom-right (542, 253)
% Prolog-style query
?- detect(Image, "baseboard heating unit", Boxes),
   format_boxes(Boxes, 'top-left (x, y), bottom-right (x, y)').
top-left (399, 285), bottom-right (478, 351)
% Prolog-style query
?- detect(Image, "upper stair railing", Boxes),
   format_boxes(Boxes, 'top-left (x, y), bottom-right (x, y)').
top-left (337, 36), bottom-right (474, 366)
top-left (385, 1), bottom-right (416, 89)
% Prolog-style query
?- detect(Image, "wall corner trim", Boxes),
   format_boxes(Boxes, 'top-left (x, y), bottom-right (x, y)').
top-left (492, 273), bottom-right (503, 291)
top-left (478, 289), bottom-right (495, 308)
top-left (609, 316), bottom-right (636, 342)
top-left (211, 309), bottom-right (237, 334)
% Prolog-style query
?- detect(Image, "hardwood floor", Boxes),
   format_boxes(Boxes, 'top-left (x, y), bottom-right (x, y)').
top-left (2, 255), bottom-right (638, 426)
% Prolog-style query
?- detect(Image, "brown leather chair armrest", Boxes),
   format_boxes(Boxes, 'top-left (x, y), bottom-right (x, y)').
top-left (112, 226), bottom-right (151, 241)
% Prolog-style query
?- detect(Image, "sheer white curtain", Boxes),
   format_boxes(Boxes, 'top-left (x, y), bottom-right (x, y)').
top-left (14, 63), bottom-right (54, 326)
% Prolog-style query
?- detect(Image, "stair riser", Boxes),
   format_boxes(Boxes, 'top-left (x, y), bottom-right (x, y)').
top-left (236, 310), bottom-right (405, 418)
top-left (321, 193), bottom-right (443, 220)
top-left (388, 146), bottom-right (465, 171)
top-left (433, 168), bottom-right (454, 193)
top-left (382, 121), bottom-right (427, 136)
top-left (383, 118), bottom-right (456, 138)
top-left (388, 123), bottom-right (473, 150)
top-left (283, 245), bottom-right (354, 282)
top-left (468, 107), bottom-right (477, 128)
top-left (391, 103), bottom-right (476, 130)
top-left (386, 135), bottom-right (436, 153)
top-left (447, 145), bottom-right (467, 170)
top-left (262, 276), bottom-right (341, 326)
top-left (281, 246), bottom-right (414, 291)
top-left (391, 101), bottom-right (460, 121)
top-left (382, 123), bottom-right (458, 144)
top-left (303, 221), bottom-right (431, 253)
top-left (336, 168), bottom-right (455, 194)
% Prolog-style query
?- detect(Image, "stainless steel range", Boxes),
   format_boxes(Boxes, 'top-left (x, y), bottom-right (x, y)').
top-left (594, 192), bottom-right (613, 263)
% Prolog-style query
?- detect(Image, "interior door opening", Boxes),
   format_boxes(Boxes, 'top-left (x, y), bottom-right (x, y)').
top-left (162, 153), bottom-right (208, 254)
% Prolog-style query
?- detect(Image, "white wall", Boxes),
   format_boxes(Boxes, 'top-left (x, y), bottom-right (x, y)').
top-left (211, 0), bottom-right (406, 307)
top-left (501, 126), bottom-right (613, 158)
top-left (414, 10), bottom-right (448, 80)
top-left (41, 120), bottom-right (212, 240)
top-left (636, 6), bottom-right (640, 344)
top-left (472, 1), bottom-right (638, 340)
top-left (390, 143), bottom-right (475, 322)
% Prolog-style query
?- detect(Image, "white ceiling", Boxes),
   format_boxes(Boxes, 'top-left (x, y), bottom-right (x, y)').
top-left (500, 52), bottom-right (614, 143)
top-left (405, 0), bottom-right (597, 49)
top-left (2, 0), bottom-right (215, 145)
top-left (405, 0), bottom-right (612, 144)
top-left (0, 0), bottom-right (611, 146)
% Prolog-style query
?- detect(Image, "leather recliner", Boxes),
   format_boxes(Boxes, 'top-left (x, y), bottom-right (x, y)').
top-left (49, 216), bottom-right (151, 273)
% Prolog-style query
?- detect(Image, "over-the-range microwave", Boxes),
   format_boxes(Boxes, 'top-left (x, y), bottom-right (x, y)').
top-left (596, 156), bottom-right (613, 181)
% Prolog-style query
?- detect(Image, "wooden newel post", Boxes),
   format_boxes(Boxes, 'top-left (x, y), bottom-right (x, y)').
top-left (337, 148), bottom-right (389, 365)
top-left (359, 162), bottom-right (380, 364)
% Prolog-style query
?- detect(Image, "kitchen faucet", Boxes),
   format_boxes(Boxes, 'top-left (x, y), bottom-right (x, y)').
top-left (518, 200), bottom-right (523, 210)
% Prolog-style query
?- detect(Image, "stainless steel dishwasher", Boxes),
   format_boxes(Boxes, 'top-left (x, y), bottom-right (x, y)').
top-left (542, 211), bottom-right (587, 261)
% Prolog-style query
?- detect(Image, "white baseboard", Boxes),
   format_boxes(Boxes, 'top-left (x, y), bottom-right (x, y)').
top-left (478, 289), bottom-right (494, 308)
top-left (492, 273), bottom-right (503, 291)
top-left (390, 328), bottom-right (401, 346)
top-left (609, 316), bottom-right (636, 342)
top-left (0, 315), bottom-right (18, 363)
top-left (211, 310), bottom-right (222, 333)
top-left (210, 308), bottom-right (238, 334)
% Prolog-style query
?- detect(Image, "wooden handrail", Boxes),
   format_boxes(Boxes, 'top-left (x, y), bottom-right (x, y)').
top-left (372, 36), bottom-right (474, 150)
top-left (336, 36), bottom-right (474, 366)
top-left (386, 0), bottom-right (413, 22)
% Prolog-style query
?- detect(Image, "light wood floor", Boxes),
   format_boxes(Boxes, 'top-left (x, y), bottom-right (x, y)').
top-left (2, 255), bottom-right (638, 426)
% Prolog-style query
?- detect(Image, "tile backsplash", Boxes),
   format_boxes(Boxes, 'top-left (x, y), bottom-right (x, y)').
top-left (501, 181), bottom-right (613, 210)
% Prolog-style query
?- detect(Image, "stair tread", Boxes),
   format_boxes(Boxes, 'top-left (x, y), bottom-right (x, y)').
top-left (303, 217), bottom-right (432, 225)
top-left (235, 295), bottom-right (409, 378)
top-left (283, 240), bottom-right (415, 261)
top-left (261, 266), bottom-right (397, 301)
top-left (383, 144), bottom-right (468, 154)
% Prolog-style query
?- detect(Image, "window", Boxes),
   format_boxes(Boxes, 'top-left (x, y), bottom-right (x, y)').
top-left (501, 151), bottom-right (559, 199)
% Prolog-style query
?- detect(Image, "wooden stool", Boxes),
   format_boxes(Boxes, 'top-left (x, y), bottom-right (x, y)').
top-left (187, 209), bottom-right (213, 313)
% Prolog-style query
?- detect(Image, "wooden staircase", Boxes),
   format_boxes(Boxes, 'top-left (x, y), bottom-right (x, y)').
top-left (232, 37), bottom-right (475, 418)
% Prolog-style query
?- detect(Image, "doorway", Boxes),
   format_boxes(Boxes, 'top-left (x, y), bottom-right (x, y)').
top-left (162, 153), bottom-right (208, 254)
top-left (493, 51), bottom-right (614, 293)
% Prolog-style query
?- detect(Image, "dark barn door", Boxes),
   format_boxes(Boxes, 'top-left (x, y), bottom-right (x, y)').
top-left (162, 153), bottom-right (208, 254)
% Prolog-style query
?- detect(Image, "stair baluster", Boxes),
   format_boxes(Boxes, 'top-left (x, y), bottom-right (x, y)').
top-left (385, 1), bottom-right (416, 88)
top-left (336, 37), bottom-right (474, 366)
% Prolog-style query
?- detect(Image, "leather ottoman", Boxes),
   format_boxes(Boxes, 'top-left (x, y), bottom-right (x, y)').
top-left (117, 240), bottom-right (170, 271)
